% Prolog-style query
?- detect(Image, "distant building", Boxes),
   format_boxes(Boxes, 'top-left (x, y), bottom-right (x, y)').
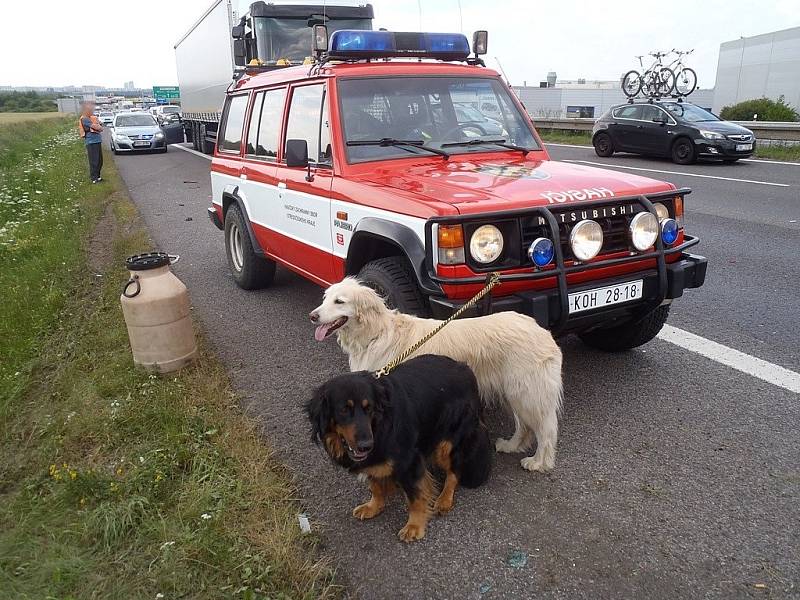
top-left (124, 80), bottom-right (135, 90)
top-left (713, 26), bottom-right (800, 113)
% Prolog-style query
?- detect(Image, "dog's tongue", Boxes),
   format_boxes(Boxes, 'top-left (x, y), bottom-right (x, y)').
top-left (314, 323), bottom-right (331, 342)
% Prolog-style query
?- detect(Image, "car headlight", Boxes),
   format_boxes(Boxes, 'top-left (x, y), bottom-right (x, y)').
top-left (629, 212), bottom-right (659, 251)
top-left (653, 202), bottom-right (669, 222)
top-left (469, 224), bottom-right (504, 264)
top-left (699, 130), bottom-right (725, 140)
top-left (114, 133), bottom-right (129, 141)
top-left (154, 132), bottom-right (165, 139)
top-left (569, 220), bottom-right (603, 261)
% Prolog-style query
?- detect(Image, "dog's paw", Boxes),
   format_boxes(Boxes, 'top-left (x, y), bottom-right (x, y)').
top-left (352, 501), bottom-right (383, 520)
top-left (496, 437), bottom-right (520, 453)
top-left (434, 496), bottom-right (454, 515)
top-left (398, 522), bottom-right (426, 542)
top-left (520, 455), bottom-right (554, 473)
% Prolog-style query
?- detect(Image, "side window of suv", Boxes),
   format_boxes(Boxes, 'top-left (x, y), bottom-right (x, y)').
top-left (219, 94), bottom-right (249, 153)
top-left (245, 88), bottom-right (286, 159)
top-left (285, 84), bottom-right (331, 166)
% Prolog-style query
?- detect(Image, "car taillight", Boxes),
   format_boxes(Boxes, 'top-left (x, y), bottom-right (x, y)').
top-left (674, 195), bottom-right (684, 229)
top-left (437, 224), bottom-right (465, 265)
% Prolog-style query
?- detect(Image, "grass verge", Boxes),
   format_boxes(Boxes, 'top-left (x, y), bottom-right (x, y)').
top-left (536, 128), bottom-right (800, 162)
top-left (0, 112), bottom-right (69, 125)
top-left (0, 121), bottom-right (337, 599)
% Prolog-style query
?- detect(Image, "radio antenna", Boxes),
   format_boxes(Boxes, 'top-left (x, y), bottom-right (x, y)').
top-left (456, 0), bottom-right (463, 33)
top-left (495, 56), bottom-right (511, 86)
top-left (417, 0), bottom-right (423, 31)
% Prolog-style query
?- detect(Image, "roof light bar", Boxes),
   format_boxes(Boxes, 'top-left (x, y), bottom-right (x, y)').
top-left (328, 30), bottom-right (471, 61)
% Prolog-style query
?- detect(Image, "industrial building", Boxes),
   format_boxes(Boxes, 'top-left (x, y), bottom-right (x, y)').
top-left (713, 26), bottom-right (800, 113)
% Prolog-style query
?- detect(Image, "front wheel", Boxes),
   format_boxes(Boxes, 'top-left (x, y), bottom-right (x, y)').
top-left (224, 204), bottom-right (275, 290)
top-left (674, 67), bottom-right (697, 96)
top-left (578, 305), bottom-right (670, 352)
top-left (357, 256), bottom-right (429, 316)
top-left (671, 137), bottom-right (696, 165)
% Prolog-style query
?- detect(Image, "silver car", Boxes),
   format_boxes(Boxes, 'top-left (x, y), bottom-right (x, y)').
top-left (110, 113), bottom-right (167, 154)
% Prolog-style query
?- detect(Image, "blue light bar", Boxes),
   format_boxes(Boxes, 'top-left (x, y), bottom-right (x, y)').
top-left (328, 30), bottom-right (471, 61)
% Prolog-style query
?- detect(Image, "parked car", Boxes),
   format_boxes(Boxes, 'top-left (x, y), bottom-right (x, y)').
top-left (154, 105), bottom-right (182, 124)
top-left (110, 113), bottom-right (167, 154)
top-left (98, 111), bottom-right (114, 126)
top-left (206, 29), bottom-right (706, 351)
top-left (452, 102), bottom-right (503, 136)
top-left (592, 100), bottom-right (755, 164)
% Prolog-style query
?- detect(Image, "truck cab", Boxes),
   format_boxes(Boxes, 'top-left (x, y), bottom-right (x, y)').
top-left (207, 29), bottom-right (707, 351)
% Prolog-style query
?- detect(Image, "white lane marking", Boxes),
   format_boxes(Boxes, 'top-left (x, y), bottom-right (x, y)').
top-left (173, 143), bottom-right (212, 160)
top-left (544, 142), bottom-right (800, 167)
top-left (564, 159), bottom-right (791, 187)
top-left (658, 325), bottom-right (800, 394)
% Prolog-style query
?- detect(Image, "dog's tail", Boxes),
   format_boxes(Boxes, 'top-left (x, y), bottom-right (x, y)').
top-left (458, 421), bottom-right (493, 488)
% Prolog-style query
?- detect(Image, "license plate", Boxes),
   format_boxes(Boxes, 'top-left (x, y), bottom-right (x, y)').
top-left (736, 143), bottom-right (752, 151)
top-left (133, 140), bottom-right (150, 147)
top-left (568, 280), bottom-right (644, 314)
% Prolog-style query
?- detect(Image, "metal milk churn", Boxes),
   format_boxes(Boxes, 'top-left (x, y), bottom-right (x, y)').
top-left (120, 252), bottom-right (197, 373)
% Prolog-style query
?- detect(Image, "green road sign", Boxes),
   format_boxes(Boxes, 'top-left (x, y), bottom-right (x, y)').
top-left (153, 86), bottom-right (180, 100)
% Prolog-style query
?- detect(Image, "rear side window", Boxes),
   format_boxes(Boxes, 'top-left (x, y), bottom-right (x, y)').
top-left (285, 84), bottom-right (331, 166)
top-left (255, 88), bottom-right (286, 159)
top-left (219, 94), bottom-right (249, 153)
top-left (613, 105), bottom-right (641, 120)
top-left (245, 93), bottom-right (264, 155)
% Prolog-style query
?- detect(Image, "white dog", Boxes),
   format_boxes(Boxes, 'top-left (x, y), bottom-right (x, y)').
top-left (310, 278), bottom-right (563, 473)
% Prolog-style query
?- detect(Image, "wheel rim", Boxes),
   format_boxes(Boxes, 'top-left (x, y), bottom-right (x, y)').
top-left (228, 222), bottom-right (244, 272)
top-left (676, 142), bottom-right (691, 159)
top-left (597, 136), bottom-right (609, 153)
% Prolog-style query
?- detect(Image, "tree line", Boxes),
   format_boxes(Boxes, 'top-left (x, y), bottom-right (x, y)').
top-left (0, 91), bottom-right (59, 113)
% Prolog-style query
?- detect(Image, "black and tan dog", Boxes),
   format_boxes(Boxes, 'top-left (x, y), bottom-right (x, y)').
top-left (306, 355), bottom-right (492, 542)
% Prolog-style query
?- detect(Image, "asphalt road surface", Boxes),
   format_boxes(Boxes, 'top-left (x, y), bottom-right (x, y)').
top-left (112, 141), bottom-right (799, 600)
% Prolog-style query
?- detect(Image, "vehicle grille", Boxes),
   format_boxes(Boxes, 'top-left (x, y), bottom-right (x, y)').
top-left (128, 134), bottom-right (154, 140)
top-left (520, 201), bottom-right (650, 262)
top-left (726, 133), bottom-right (753, 142)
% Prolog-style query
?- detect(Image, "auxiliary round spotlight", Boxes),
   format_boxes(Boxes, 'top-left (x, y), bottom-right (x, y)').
top-left (528, 237), bottom-right (554, 267)
top-left (629, 212), bottom-right (659, 251)
top-left (569, 220), bottom-right (603, 261)
top-left (661, 218), bottom-right (679, 245)
top-left (653, 202), bottom-right (670, 222)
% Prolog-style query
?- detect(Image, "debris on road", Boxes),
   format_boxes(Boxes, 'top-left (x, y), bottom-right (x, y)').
top-left (507, 550), bottom-right (528, 569)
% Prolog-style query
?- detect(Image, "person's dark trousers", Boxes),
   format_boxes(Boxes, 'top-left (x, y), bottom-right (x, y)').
top-left (86, 142), bottom-right (103, 181)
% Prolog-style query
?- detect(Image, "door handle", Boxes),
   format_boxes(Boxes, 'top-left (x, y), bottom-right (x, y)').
top-left (239, 173), bottom-right (247, 180)
top-left (277, 182), bottom-right (287, 190)
top-left (636, 125), bottom-right (643, 129)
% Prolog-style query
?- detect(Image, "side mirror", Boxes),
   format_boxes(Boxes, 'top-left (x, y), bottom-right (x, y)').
top-left (233, 38), bottom-right (247, 67)
top-left (285, 139), bottom-right (309, 167)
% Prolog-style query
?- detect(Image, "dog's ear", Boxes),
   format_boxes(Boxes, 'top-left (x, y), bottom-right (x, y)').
top-left (371, 377), bottom-right (391, 421)
top-left (306, 383), bottom-right (330, 444)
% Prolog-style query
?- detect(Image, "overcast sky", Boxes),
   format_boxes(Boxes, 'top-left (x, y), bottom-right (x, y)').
top-left (1, 0), bottom-right (798, 89)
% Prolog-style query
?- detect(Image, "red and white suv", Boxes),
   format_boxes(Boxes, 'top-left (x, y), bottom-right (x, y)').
top-left (208, 30), bottom-right (706, 351)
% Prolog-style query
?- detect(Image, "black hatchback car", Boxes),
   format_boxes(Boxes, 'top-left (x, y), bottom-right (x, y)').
top-left (592, 101), bottom-right (755, 164)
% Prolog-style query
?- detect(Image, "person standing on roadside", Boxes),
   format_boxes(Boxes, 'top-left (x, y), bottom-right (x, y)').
top-left (79, 101), bottom-right (104, 183)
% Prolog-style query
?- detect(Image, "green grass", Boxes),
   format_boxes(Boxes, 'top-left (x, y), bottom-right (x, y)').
top-left (0, 121), bottom-right (338, 599)
top-left (0, 112), bottom-right (69, 125)
top-left (536, 128), bottom-right (800, 162)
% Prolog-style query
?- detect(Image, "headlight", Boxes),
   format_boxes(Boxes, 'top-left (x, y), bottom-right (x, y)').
top-left (154, 132), bottom-right (165, 139)
top-left (569, 220), bottom-right (603, 261)
top-left (528, 237), bottom-right (554, 268)
top-left (469, 224), bottom-right (504, 264)
top-left (114, 133), bottom-right (129, 141)
top-left (629, 212), bottom-right (659, 251)
top-left (699, 130), bottom-right (725, 140)
top-left (661, 218), bottom-right (679, 245)
top-left (653, 202), bottom-right (669, 222)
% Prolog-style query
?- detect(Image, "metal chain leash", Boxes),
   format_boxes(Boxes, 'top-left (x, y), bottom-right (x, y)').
top-left (373, 272), bottom-right (501, 378)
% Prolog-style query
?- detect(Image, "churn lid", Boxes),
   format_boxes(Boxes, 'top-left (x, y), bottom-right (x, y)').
top-left (126, 252), bottom-right (171, 271)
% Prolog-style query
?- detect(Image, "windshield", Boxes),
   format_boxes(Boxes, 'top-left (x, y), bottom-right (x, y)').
top-left (116, 114), bottom-right (156, 127)
top-left (339, 76), bottom-right (539, 163)
top-left (253, 17), bottom-right (371, 64)
top-left (662, 102), bottom-right (719, 123)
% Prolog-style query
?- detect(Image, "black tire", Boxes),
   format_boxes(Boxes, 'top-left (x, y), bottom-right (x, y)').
top-left (671, 137), bottom-right (696, 165)
top-left (621, 70), bottom-right (641, 97)
top-left (160, 147), bottom-right (168, 153)
top-left (224, 204), bottom-right (275, 290)
top-left (357, 256), bottom-right (429, 316)
top-left (578, 305), bottom-right (670, 352)
top-left (191, 122), bottom-right (200, 151)
top-left (593, 132), bottom-right (614, 157)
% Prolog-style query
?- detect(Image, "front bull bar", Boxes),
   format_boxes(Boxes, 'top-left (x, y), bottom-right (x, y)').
top-left (423, 188), bottom-right (700, 331)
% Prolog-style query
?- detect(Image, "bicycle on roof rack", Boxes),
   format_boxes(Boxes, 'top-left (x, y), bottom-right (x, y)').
top-left (621, 51), bottom-right (675, 99)
top-left (663, 48), bottom-right (698, 96)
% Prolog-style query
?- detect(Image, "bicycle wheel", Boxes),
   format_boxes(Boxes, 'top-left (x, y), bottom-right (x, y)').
top-left (674, 67), bottom-right (697, 96)
top-left (621, 70), bottom-right (642, 97)
top-left (657, 68), bottom-right (676, 96)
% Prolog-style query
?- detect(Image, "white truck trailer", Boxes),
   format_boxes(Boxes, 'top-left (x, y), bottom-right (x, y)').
top-left (174, 0), bottom-right (373, 154)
